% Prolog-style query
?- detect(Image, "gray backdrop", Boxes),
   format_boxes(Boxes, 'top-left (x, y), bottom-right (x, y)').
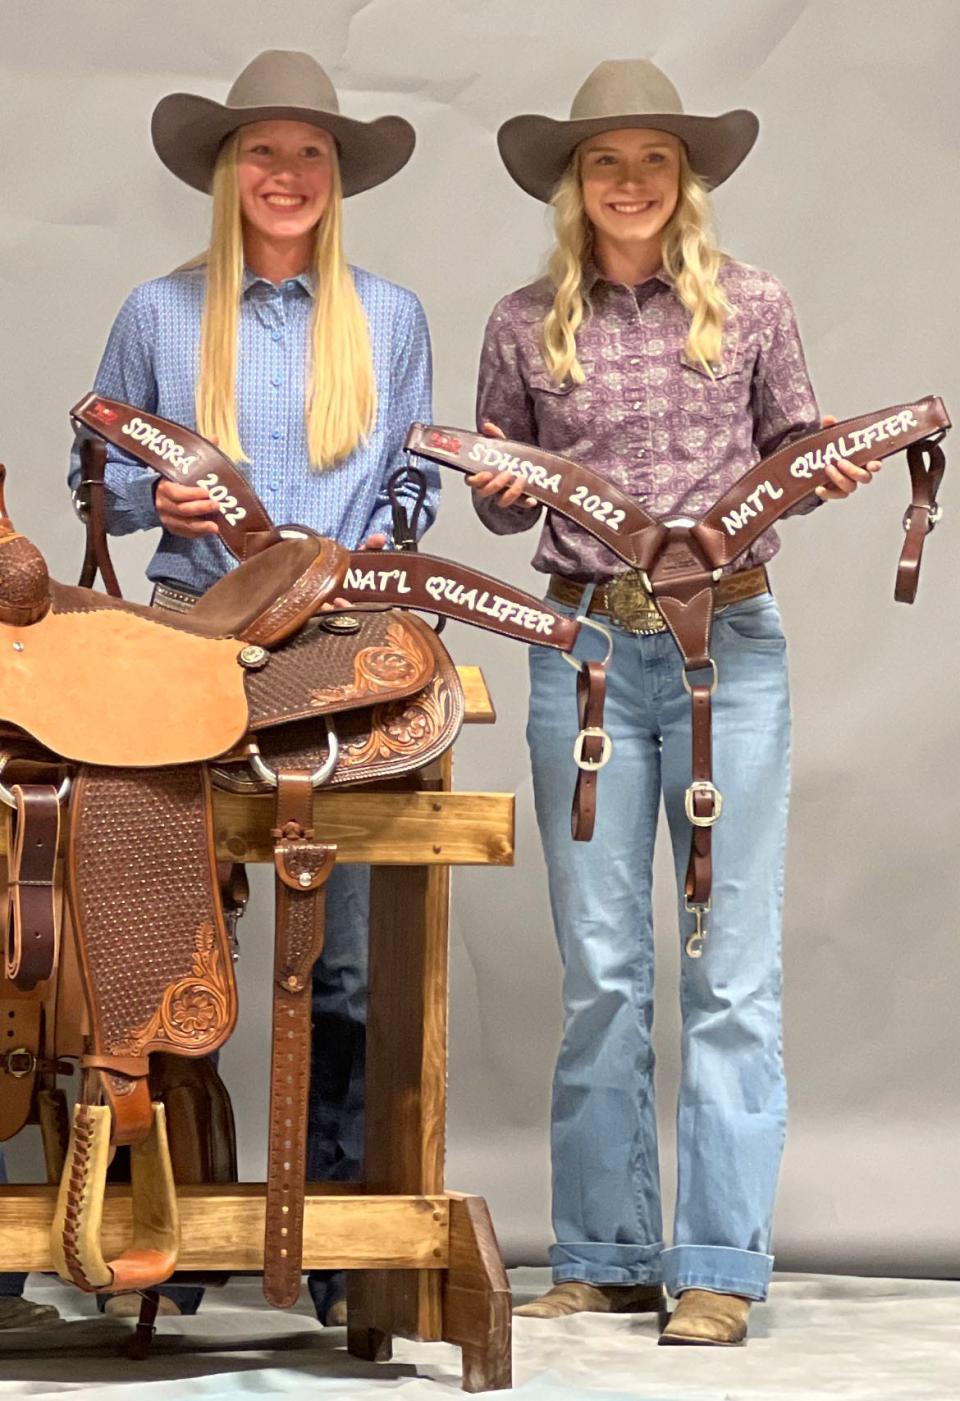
top-left (3, 0), bottom-right (958, 1277)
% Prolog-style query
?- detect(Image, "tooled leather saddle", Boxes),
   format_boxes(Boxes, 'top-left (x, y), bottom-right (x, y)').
top-left (0, 396), bottom-right (607, 1313)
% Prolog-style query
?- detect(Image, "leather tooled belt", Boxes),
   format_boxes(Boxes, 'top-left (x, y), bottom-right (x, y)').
top-left (548, 565), bottom-right (770, 635)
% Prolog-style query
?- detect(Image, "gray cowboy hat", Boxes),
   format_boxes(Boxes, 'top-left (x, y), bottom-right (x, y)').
top-left (498, 59), bottom-right (758, 201)
top-left (152, 49), bottom-right (415, 196)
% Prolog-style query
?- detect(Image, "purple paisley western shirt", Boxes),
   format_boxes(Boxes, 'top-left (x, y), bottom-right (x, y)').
top-left (474, 260), bottom-right (820, 580)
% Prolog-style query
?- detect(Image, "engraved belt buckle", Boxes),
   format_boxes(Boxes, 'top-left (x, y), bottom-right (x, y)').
top-left (605, 570), bottom-right (666, 635)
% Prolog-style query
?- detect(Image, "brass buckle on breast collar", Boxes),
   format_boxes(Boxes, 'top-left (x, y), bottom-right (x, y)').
top-left (605, 570), bottom-right (667, 635)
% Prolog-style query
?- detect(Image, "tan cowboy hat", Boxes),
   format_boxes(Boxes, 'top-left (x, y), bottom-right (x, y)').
top-left (498, 59), bottom-right (758, 201)
top-left (152, 49), bottom-right (415, 196)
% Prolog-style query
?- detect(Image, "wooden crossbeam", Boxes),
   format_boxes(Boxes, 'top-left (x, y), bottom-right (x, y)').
top-left (0, 1185), bottom-right (450, 1272)
top-left (214, 789), bottom-right (513, 865)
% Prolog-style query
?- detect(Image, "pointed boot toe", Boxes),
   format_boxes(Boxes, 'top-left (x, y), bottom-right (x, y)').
top-left (659, 1289), bottom-right (750, 1346)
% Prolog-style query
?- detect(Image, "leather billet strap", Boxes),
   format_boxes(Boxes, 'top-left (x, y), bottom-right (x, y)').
top-left (4, 783), bottom-right (60, 990)
top-left (405, 423), bottom-right (664, 570)
top-left (571, 662), bottom-right (610, 842)
top-left (683, 680), bottom-right (720, 960)
top-left (0, 997), bottom-right (42, 1141)
top-left (263, 771), bottom-right (336, 1308)
top-left (70, 393), bottom-right (283, 563)
top-left (75, 437), bottom-right (122, 598)
top-left (896, 440), bottom-right (946, 603)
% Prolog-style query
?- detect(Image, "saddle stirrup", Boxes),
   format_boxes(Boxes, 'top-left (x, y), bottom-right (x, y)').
top-left (51, 1099), bottom-right (179, 1293)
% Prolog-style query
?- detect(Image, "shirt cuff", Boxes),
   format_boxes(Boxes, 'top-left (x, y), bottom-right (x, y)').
top-left (473, 492), bottom-right (542, 536)
top-left (107, 470), bottom-right (162, 534)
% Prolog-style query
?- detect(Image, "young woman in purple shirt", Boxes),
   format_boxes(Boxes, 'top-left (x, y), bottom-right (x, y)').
top-left (469, 60), bottom-right (879, 1344)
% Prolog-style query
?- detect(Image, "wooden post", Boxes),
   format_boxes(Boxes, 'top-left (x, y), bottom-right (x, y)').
top-left (443, 1194), bottom-right (512, 1393)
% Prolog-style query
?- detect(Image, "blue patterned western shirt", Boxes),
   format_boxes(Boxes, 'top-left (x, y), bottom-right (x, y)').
top-left (68, 265), bottom-right (437, 591)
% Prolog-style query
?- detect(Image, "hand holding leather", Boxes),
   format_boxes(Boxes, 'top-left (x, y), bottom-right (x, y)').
top-left (465, 420), bottom-right (538, 510)
top-left (155, 479), bottom-right (221, 538)
top-left (814, 415), bottom-right (883, 501)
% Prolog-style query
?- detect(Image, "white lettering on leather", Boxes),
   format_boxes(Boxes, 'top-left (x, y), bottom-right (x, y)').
top-left (467, 441), bottom-right (562, 495)
top-left (789, 410), bottom-right (917, 480)
top-left (343, 567), bottom-right (412, 595)
top-left (721, 478), bottom-right (785, 537)
top-left (120, 415), bottom-right (199, 474)
top-left (423, 574), bottom-right (556, 636)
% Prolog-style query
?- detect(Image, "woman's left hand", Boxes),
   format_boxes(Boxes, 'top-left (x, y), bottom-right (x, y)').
top-left (814, 416), bottom-right (883, 501)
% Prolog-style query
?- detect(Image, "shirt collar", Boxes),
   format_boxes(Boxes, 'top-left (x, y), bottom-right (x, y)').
top-left (583, 257), bottom-right (674, 297)
top-left (241, 266), bottom-right (315, 297)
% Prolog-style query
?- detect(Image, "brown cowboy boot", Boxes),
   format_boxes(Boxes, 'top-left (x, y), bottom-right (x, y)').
top-left (0, 1297), bottom-right (60, 1330)
top-left (514, 1280), bottom-right (665, 1318)
top-left (659, 1288), bottom-right (751, 1345)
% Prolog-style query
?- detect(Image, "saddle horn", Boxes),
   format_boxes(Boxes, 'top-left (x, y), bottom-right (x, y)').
top-left (0, 466), bottom-right (51, 626)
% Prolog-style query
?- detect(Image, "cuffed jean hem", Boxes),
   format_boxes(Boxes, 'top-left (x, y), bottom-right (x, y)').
top-left (550, 1240), bottom-right (664, 1285)
top-left (661, 1245), bottom-right (774, 1301)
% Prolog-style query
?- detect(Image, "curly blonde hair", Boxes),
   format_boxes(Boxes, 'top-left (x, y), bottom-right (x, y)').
top-left (541, 143), bottom-right (730, 384)
top-left (187, 131), bottom-right (376, 469)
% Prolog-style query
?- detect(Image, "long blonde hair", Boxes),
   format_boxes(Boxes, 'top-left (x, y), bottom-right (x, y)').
top-left (541, 143), bottom-right (730, 384)
top-left (191, 131), bottom-right (377, 468)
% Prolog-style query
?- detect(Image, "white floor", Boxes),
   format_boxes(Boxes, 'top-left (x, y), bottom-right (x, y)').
top-left (0, 1269), bottom-right (958, 1399)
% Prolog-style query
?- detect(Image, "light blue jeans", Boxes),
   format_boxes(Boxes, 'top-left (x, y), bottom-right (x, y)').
top-left (527, 593), bottom-right (791, 1301)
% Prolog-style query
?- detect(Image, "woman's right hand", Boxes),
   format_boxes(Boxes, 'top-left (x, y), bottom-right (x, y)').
top-left (465, 421), bottom-right (538, 510)
top-left (155, 480), bottom-right (221, 538)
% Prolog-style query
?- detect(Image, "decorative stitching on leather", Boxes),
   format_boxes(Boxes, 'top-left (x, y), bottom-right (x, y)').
top-left (59, 1104), bottom-right (100, 1292)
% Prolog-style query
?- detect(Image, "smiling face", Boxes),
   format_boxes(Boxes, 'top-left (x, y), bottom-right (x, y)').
top-left (579, 127), bottom-right (682, 265)
top-left (235, 119), bottom-right (335, 247)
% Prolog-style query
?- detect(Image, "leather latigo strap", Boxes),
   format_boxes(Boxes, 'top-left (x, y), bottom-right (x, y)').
top-left (697, 396), bottom-right (950, 570)
top-left (263, 772), bottom-right (336, 1308)
top-left (70, 393), bottom-right (283, 563)
top-left (5, 784), bottom-right (60, 990)
top-left (342, 550), bottom-right (582, 651)
top-left (896, 439), bottom-right (946, 603)
top-left (0, 997), bottom-right (41, 1140)
top-left (406, 423), bottom-right (664, 570)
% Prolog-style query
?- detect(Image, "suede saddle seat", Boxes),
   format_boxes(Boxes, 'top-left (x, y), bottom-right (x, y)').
top-left (0, 530), bottom-right (359, 767)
